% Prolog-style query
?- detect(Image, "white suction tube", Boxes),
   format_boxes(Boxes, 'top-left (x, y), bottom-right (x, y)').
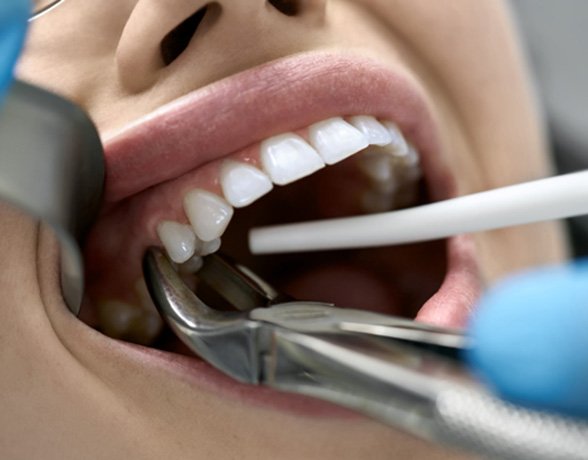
top-left (249, 170), bottom-right (588, 254)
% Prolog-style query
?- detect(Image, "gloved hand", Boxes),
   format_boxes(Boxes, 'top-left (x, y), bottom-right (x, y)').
top-left (0, 0), bottom-right (28, 101)
top-left (467, 259), bottom-right (588, 419)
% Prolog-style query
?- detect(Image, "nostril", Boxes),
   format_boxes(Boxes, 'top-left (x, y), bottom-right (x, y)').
top-left (268, 0), bottom-right (300, 16)
top-left (160, 4), bottom-right (220, 66)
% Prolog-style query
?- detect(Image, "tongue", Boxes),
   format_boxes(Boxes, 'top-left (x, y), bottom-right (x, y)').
top-left (283, 263), bottom-right (402, 315)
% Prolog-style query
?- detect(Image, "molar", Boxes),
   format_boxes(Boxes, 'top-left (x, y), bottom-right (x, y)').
top-left (401, 145), bottom-right (423, 181)
top-left (308, 117), bottom-right (369, 165)
top-left (184, 189), bottom-right (234, 242)
top-left (220, 160), bottom-right (273, 208)
top-left (156, 221), bottom-right (197, 263)
top-left (357, 146), bottom-right (398, 186)
top-left (349, 116), bottom-right (393, 147)
top-left (404, 144), bottom-right (421, 167)
top-left (261, 133), bottom-right (325, 185)
top-left (97, 300), bottom-right (163, 346)
top-left (383, 121), bottom-right (410, 157)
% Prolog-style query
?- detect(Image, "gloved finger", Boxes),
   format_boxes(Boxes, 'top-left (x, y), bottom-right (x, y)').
top-left (0, 0), bottom-right (29, 102)
top-left (467, 259), bottom-right (588, 419)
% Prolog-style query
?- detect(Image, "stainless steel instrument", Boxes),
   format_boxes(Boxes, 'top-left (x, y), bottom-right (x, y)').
top-left (144, 247), bottom-right (588, 460)
top-left (0, 80), bottom-right (103, 314)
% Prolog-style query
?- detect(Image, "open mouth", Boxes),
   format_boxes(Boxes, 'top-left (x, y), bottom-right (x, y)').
top-left (80, 52), bottom-right (481, 401)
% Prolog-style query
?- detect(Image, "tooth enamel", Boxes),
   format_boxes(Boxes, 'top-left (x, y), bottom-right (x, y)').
top-left (383, 121), bottom-right (410, 157)
top-left (200, 238), bottom-right (221, 256)
top-left (405, 144), bottom-right (421, 167)
top-left (97, 300), bottom-right (163, 346)
top-left (358, 146), bottom-right (398, 185)
top-left (98, 301), bottom-right (137, 337)
top-left (220, 160), bottom-right (273, 208)
top-left (308, 117), bottom-right (369, 165)
top-left (156, 221), bottom-right (197, 264)
top-left (184, 189), bottom-right (234, 242)
top-left (261, 134), bottom-right (325, 185)
top-left (349, 116), bottom-right (393, 147)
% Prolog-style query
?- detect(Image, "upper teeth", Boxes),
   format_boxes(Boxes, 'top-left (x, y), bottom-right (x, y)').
top-left (260, 133), bottom-right (325, 185)
top-left (220, 160), bottom-right (274, 208)
top-left (349, 115), bottom-right (393, 147)
top-left (308, 117), bottom-right (369, 165)
top-left (157, 115), bottom-right (421, 264)
top-left (184, 189), bottom-right (233, 241)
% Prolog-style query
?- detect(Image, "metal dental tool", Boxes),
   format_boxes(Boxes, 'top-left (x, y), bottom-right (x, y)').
top-left (249, 170), bottom-right (588, 254)
top-left (143, 246), bottom-right (588, 460)
top-left (0, 81), bottom-right (104, 314)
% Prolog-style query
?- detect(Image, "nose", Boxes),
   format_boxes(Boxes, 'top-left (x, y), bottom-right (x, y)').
top-left (116, 0), bottom-right (328, 92)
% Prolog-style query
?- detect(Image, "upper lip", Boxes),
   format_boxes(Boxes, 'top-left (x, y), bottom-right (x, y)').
top-left (102, 51), bottom-right (451, 205)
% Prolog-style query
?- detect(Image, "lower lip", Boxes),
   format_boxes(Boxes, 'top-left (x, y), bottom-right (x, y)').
top-left (117, 339), bottom-right (360, 419)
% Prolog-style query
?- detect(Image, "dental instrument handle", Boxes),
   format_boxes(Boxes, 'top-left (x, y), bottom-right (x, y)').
top-left (249, 170), bottom-right (588, 254)
top-left (0, 82), bottom-right (104, 313)
top-left (267, 329), bottom-right (588, 460)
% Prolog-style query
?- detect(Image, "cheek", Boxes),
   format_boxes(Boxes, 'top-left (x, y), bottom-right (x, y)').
top-left (18, 1), bottom-right (126, 105)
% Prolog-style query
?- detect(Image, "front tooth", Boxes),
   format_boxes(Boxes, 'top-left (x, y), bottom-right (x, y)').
top-left (156, 221), bottom-right (197, 263)
top-left (308, 117), bottom-right (369, 165)
top-left (261, 134), bottom-right (325, 185)
top-left (383, 121), bottom-right (410, 157)
top-left (220, 160), bottom-right (273, 208)
top-left (349, 116), bottom-right (393, 146)
top-left (184, 189), bottom-right (234, 242)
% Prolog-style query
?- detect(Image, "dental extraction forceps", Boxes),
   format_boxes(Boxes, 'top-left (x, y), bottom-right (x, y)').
top-left (143, 247), bottom-right (588, 460)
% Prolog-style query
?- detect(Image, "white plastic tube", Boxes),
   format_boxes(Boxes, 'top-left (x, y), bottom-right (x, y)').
top-left (249, 170), bottom-right (588, 254)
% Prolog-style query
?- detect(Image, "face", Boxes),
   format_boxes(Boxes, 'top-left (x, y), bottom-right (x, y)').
top-left (2, 0), bottom-right (567, 458)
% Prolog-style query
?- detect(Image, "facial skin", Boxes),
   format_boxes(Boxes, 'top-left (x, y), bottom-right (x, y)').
top-left (0, 0), bottom-right (567, 459)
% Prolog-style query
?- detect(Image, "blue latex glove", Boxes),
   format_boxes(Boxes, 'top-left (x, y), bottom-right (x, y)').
top-left (467, 259), bottom-right (588, 418)
top-left (0, 0), bottom-right (28, 101)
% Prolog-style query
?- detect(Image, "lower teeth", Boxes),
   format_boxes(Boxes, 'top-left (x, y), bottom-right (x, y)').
top-left (96, 300), bottom-right (163, 346)
top-left (94, 279), bottom-right (164, 345)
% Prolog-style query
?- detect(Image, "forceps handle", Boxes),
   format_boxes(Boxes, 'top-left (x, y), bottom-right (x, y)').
top-left (264, 330), bottom-right (588, 460)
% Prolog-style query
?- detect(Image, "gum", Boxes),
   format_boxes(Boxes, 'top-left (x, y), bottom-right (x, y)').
top-left (85, 118), bottom-right (428, 309)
